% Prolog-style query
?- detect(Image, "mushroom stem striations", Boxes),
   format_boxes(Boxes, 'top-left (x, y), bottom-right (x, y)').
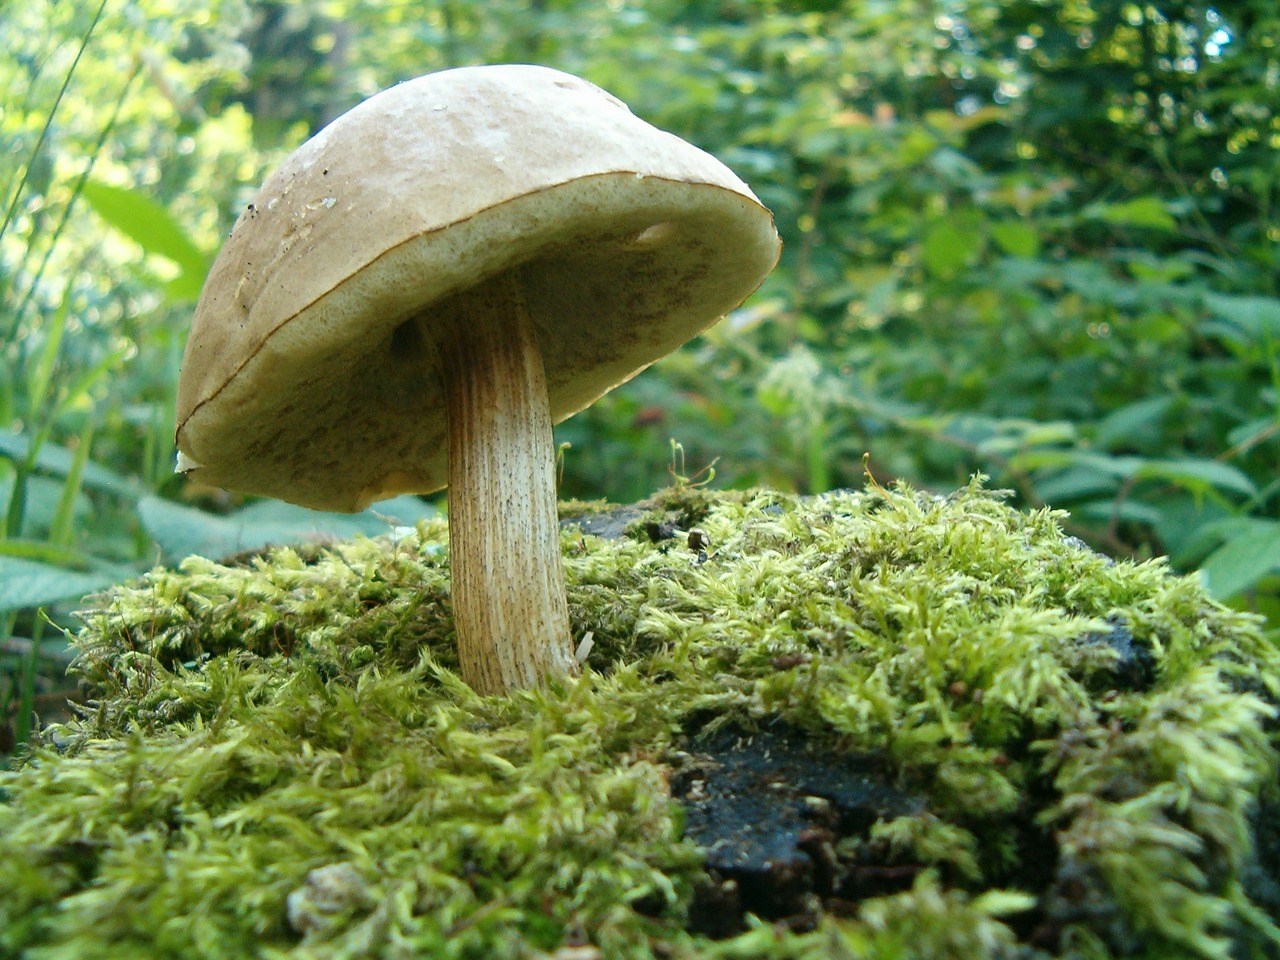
top-left (434, 271), bottom-right (577, 695)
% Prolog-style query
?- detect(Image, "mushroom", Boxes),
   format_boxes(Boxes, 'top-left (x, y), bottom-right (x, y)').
top-left (175, 64), bottom-right (780, 695)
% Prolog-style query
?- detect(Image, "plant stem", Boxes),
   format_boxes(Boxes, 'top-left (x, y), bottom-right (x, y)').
top-left (435, 272), bottom-right (576, 695)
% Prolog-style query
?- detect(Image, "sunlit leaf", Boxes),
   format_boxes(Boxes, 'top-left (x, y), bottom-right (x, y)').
top-left (922, 221), bottom-right (973, 278)
top-left (1086, 197), bottom-right (1177, 231)
top-left (80, 180), bottom-right (210, 300)
top-left (989, 221), bottom-right (1040, 258)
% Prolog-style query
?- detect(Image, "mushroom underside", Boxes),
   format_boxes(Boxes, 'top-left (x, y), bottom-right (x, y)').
top-left (177, 181), bottom-right (774, 512)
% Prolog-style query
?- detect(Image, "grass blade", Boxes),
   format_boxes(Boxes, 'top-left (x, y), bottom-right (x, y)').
top-left (25, 277), bottom-right (72, 423)
top-left (0, 0), bottom-right (109, 252)
top-left (49, 416), bottom-right (95, 547)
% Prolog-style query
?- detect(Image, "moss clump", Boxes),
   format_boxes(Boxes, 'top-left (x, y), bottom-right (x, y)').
top-left (2, 480), bottom-right (1278, 959)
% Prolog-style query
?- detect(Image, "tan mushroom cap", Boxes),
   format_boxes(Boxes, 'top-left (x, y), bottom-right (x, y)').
top-left (175, 64), bottom-right (781, 512)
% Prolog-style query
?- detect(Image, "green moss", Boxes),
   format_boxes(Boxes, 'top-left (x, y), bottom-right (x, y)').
top-left (2, 481), bottom-right (1277, 959)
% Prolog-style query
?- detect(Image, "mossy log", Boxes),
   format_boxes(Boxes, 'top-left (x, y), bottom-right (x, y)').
top-left (2, 481), bottom-right (1278, 959)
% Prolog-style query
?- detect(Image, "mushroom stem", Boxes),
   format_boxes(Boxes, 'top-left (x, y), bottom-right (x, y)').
top-left (435, 271), bottom-right (577, 695)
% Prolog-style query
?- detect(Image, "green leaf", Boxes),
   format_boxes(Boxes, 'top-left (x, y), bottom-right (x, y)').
top-left (79, 180), bottom-right (210, 300)
top-left (1203, 293), bottom-right (1280, 344)
top-left (1225, 416), bottom-right (1276, 452)
top-left (1154, 498), bottom-right (1238, 567)
top-left (1122, 251), bottom-right (1196, 283)
top-left (1093, 396), bottom-right (1175, 452)
top-left (1135, 458), bottom-right (1257, 499)
top-left (989, 221), bottom-right (1040, 258)
top-left (1032, 466), bottom-right (1120, 505)
top-left (1060, 453), bottom-right (1256, 498)
top-left (922, 221), bottom-right (973, 278)
top-left (139, 495), bottom-right (438, 563)
top-left (1199, 521), bottom-right (1280, 600)
top-left (1019, 421), bottom-right (1078, 446)
top-left (0, 539), bottom-right (99, 570)
top-left (982, 420), bottom-right (1077, 460)
top-left (1086, 197), bottom-right (1177, 231)
top-left (1059, 451), bottom-right (1144, 479)
top-left (972, 889), bottom-right (1038, 917)
top-left (0, 557), bottom-right (123, 613)
top-left (1076, 498), bottom-right (1165, 527)
top-left (0, 473), bottom-right (90, 535)
top-left (0, 431), bottom-right (137, 496)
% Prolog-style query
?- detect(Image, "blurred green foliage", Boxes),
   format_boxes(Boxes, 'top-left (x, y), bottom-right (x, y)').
top-left (1, 0), bottom-right (1277, 731)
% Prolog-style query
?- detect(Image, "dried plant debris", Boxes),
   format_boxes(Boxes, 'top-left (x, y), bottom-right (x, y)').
top-left (2, 479), bottom-right (1278, 959)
